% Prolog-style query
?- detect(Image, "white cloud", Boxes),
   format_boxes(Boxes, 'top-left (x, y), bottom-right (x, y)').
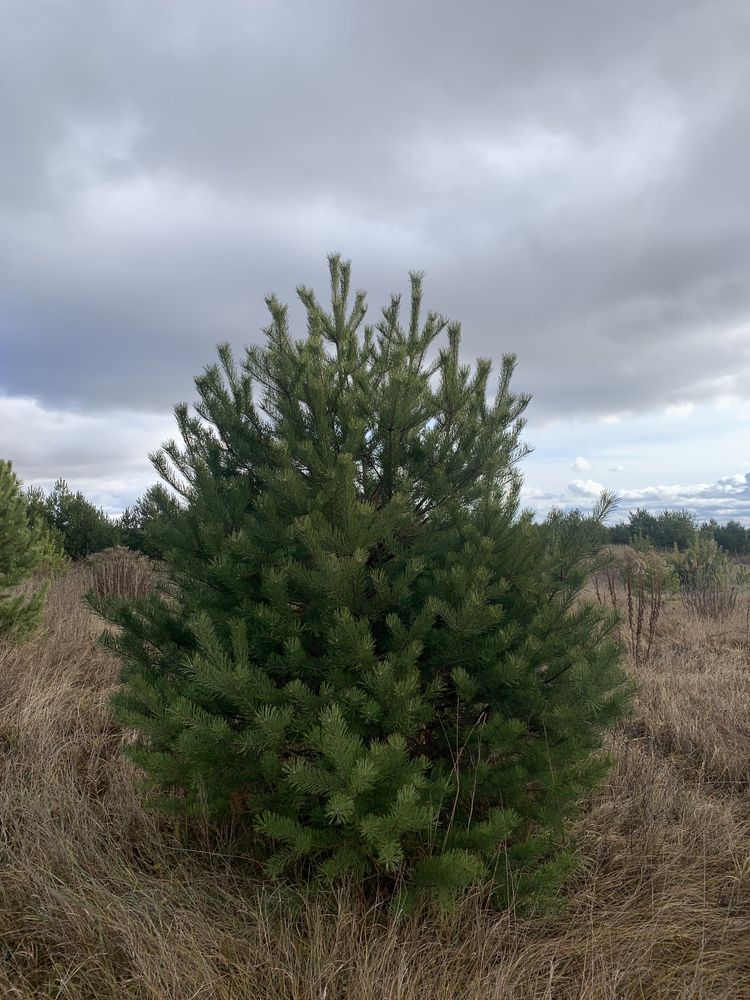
top-left (571, 456), bottom-right (591, 471)
top-left (621, 474), bottom-right (748, 502)
top-left (525, 471), bottom-right (750, 524)
top-left (609, 464), bottom-right (625, 472)
top-left (568, 478), bottom-right (605, 497)
top-left (664, 401), bottom-right (695, 418)
top-left (0, 395), bottom-right (172, 514)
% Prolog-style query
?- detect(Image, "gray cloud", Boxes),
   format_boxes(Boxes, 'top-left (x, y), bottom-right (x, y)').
top-left (1, 0), bottom-right (750, 428)
top-left (0, 395), bottom-right (170, 512)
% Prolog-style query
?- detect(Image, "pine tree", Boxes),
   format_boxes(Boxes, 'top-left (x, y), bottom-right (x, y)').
top-left (118, 485), bottom-right (171, 558)
top-left (0, 461), bottom-right (51, 640)
top-left (28, 478), bottom-right (117, 559)
top-left (94, 255), bottom-right (629, 909)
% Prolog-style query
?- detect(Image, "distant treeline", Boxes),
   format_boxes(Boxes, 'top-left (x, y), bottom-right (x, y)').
top-left (23, 478), bottom-right (750, 561)
top-left (606, 507), bottom-right (750, 554)
top-left (25, 479), bottom-right (165, 560)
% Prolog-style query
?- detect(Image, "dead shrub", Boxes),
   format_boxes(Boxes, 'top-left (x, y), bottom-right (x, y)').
top-left (593, 546), bottom-right (667, 665)
top-left (681, 574), bottom-right (739, 620)
top-left (82, 546), bottom-right (157, 601)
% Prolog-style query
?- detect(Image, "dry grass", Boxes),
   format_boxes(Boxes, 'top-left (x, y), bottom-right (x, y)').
top-left (79, 546), bottom-right (158, 601)
top-left (0, 567), bottom-right (748, 998)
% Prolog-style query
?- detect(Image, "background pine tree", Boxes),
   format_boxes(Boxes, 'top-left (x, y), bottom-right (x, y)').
top-left (117, 485), bottom-right (171, 559)
top-left (95, 255), bottom-right (630, 909)
top-left (26, 478), bottom-right (118, 559)
top-left (0, 461), bottom-right (56, 640)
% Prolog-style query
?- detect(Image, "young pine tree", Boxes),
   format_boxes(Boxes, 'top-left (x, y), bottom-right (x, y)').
top-left (29, 478), bottom-right (117, 559)
top-left (0, 461), bottom-right (52, 640)
top-left (95, 256), bottom-right (629, 909)
top-left (118, 485), bottom-right (171, 558)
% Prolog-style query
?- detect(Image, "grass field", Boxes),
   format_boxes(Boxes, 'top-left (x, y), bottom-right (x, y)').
top-left (0, 564), bottom-right (748, 998)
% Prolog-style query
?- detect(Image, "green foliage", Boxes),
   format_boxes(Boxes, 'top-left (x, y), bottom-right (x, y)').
top-left (611, 508), bottom-right (696, 551)
top-left (709, 519), bottom-right (750, 556)
top-left (608, 522), bottom-right (631, 546)
top-left (670, 534), bottom-right (745, 620)
top-left (625, 508), bottom-right (657, 545)
top-left (539, 497), bottom-right (614, 583)
top-left (669, 533), bottom-right (729, 588)
top-left (23, 488), bottom-right (70, 578)
top-left (698, 519), bottom-right (719, 541)
top-left (26, 478), bottom-right (118, 559)
top-left (95, 255), bottom-right (630, 910)
top-left (611, 511), bottom-right (750, 555)
top-left (118, 486), bottom-right (170, 558)
top-left (0, 461), bottom-right (55, 641)
top-left (653, 509), bottom-right (697, 550)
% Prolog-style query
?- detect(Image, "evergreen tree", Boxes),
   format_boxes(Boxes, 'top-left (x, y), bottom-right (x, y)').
top-left (0, 461), bottom-right (51, 640)
top-left (118, 485), bottom-right (171, 558)
top-left (624, 508), bottom-right (696, 551)
top-left (627, 508), bottom-right (657, 546)
top-left (540, 504), bottom-right (611, 582)
top-left (652, 509), bottom-right (696, 550)
top-left (713, 519), bottom-right (749, 555)
top-left (698, 518), bottom-right (719, 541)
top-left (28, 479), bottom-right (117, 559)
top-left (608, 521), bottom-right (631, 545)
top-left (95, 256), bottom-right (629, 909)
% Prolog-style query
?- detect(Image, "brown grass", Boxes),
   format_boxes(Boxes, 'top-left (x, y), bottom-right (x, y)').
top-left (0, 568), bottom-right (748, 998)
top-left (79, 546), bottom-right (158, 601)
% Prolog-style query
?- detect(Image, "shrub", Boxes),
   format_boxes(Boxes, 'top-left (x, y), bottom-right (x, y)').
top-left (94, 255), bottom-right (629, 910)
top-left (0, 461), bottom-right (55, 641)
top-left (669, 535), bottom-right (742, 621)
top-left (669, 534), bottom-right (728, 588)
top-left (85, 547), bottom-right (158, 601)
top-left (681, 576), bottom-right (738, 620)
top-left (592, 546), bottom-right (672, 664)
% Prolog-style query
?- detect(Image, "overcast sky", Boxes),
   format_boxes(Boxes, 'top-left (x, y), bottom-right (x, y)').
top-left (2, 0), bottom-right (750, 522)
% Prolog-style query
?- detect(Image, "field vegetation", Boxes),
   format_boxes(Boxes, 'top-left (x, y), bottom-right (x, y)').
top-left (0, 551), bottom-right (747, 998)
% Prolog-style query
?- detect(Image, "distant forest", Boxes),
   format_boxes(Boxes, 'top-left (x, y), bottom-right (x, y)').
top-left (23, 477), bottom-right (750, 561)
